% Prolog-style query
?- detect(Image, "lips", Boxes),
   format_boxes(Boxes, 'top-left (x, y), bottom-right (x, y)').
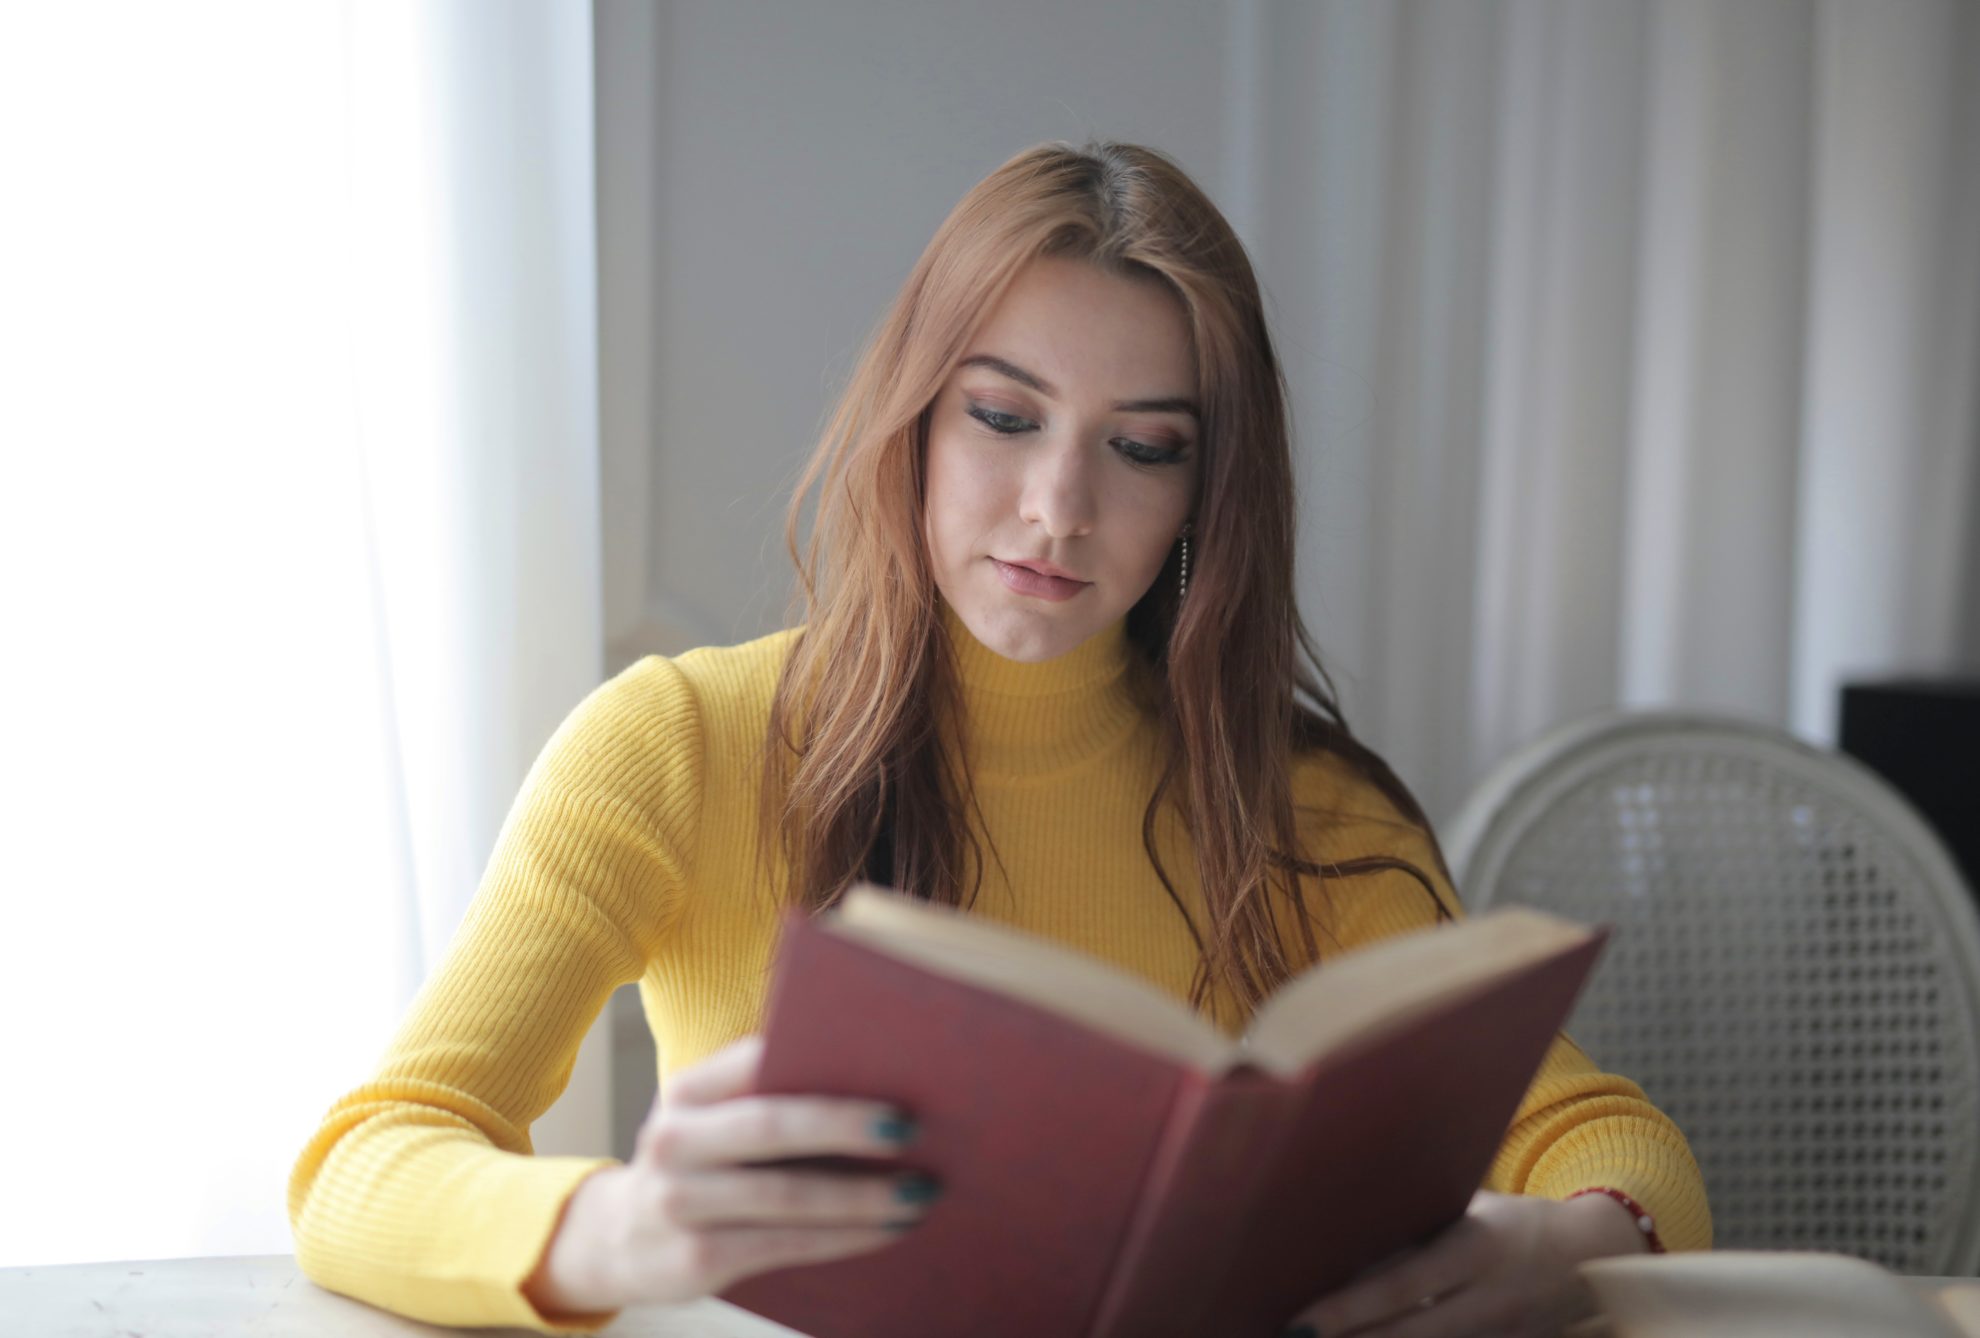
top-left (1001, 557), bottom-right (1085, 583)
top-left (992, 557), bottom-right (1089, 602)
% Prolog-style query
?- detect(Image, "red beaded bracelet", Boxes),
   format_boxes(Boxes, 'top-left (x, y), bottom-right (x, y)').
top-left (1567, 1186), bottom-right (1667, 1254)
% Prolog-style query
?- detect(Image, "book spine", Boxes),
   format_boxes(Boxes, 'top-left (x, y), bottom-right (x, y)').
top-left (1083, 1065), bottom-right (1302, 1338)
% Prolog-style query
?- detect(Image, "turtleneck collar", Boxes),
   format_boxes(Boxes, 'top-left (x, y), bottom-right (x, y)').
top-left (938, 599), bottom-right (1145, 781)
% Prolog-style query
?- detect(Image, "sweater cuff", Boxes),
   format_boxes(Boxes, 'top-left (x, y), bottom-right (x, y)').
top-left (434, 1152), bottom-right (624, 1334)
top-left (1525, 1146), bottom-right (1713, 1254)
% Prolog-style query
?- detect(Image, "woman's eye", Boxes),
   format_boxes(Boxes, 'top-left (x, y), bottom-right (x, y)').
top-left (1116, 439), bottom-right (1189, 467)
top-left (966, 404), bottom-right (1029, 434)
top-left (966, 402), bottom-right (1189, 467)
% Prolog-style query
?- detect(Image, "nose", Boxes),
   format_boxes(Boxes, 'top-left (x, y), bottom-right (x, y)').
top-left (1016, 437), bottom-right (1097, 539)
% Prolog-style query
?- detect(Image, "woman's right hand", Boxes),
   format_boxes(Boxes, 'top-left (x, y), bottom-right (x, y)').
top-left (522, 1033), bottom-right (934, 1318)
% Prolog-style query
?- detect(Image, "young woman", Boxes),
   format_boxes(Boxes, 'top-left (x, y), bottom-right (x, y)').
top-left (289, 140), bottom-right (1710, 1337)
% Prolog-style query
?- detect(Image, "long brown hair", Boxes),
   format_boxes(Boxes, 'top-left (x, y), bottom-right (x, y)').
top-left (757, 139), bottom-right (1452, 1021)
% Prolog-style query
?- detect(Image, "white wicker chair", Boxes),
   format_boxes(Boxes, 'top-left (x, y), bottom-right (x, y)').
top-left (1443, 710), bottom-right (1980, 1275)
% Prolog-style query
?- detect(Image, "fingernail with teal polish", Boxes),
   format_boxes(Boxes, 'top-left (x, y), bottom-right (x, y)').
top-left (872, 1113), bottom-right (919, 1145)
top-left (894, 1173), bottom-right (942, 1204)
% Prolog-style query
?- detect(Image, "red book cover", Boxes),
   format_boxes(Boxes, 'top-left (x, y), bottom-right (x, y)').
top-left (1087, 936), bottom-right (1601, 1337)
top-left (716, 909), bottom-right (1195, 1337)
top-left (716, 896), bottom-right (1606, 1338)
top-left (1181, 939), bottom-right (1602, 1335)
top-left (1085, 1065), bottom-right (1306, 1337)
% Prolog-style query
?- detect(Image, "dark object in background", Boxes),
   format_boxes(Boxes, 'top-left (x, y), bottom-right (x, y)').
top-left (1839, 680), bottom-right (1980, 901)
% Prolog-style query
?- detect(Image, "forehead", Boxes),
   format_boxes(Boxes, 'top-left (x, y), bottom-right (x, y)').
top-left (960, 255), bottom-right (1196, 396)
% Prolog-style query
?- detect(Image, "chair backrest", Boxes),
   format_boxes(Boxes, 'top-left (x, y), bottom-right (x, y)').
top-left (1443, 710), bottom-right (1980, 1275)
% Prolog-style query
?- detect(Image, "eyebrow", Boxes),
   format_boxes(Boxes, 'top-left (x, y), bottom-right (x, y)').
top-left (957, 354), bottom-right (1200, 421)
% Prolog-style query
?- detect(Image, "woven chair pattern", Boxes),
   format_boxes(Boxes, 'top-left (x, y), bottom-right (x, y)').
top-left (1448, 714), bottom-right (1980, 1275)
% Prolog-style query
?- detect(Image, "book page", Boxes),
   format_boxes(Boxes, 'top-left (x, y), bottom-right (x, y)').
top-left (829, 887), bottom-right (1600, 1079)
top-left (1579, 1251), bottom-right (1965, 1338)
top-left (1936, 1284), bottom-right (1980, 1338)
top-left (1243, 907), bottom-right (1596, 1073)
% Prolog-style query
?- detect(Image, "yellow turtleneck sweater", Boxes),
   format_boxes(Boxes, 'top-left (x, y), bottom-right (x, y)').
top-left (288, 606), bottom-right (1712, 1333)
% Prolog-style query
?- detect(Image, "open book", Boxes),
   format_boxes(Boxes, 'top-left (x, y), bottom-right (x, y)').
top-left (1580, 1251), bottom-right (1980, 1337)
top-left (717, 884), bottom-right (1609, 1338)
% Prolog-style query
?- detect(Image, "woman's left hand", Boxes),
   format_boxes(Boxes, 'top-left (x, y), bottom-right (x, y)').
top-left (1279, 1189), bottom-right (1650, 1337)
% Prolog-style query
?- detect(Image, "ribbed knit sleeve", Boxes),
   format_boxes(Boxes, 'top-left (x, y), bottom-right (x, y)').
top-left (1308, 759), bottom-right (1715, 1254)
top-left (287, 655), bottom-right (704, 1333)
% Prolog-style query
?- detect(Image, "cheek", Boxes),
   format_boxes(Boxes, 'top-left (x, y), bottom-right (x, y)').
top-left (922, 430), bottom-right (986, 560)
top-left (924, 432), bottom-right (961, 502)
top-left (1133, 476), bottom-right (1196, 563)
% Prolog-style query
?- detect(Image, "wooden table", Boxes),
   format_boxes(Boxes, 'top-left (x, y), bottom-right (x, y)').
top-left (6, 1253), bottom-right (1970, 1336)
top-left (0, 1255), bottom-right (804, 1337)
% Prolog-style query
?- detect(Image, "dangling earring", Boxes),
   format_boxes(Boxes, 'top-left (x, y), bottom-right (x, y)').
top-left (1178, 523), bottom-right (1192, 602)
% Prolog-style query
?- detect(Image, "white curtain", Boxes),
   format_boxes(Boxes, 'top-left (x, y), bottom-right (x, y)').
top-left (0, 0), bottom-right (604, 1267)
top-left (1235, 0), bottom-right (1980, 828)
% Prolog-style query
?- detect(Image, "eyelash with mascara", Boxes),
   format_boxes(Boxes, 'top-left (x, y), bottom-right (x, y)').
top-left (964, 403), bottom-right (1190, 468)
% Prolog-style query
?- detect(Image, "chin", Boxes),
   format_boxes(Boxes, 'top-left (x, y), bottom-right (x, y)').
top-left (963, 603), bottom-right (1084, 663)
